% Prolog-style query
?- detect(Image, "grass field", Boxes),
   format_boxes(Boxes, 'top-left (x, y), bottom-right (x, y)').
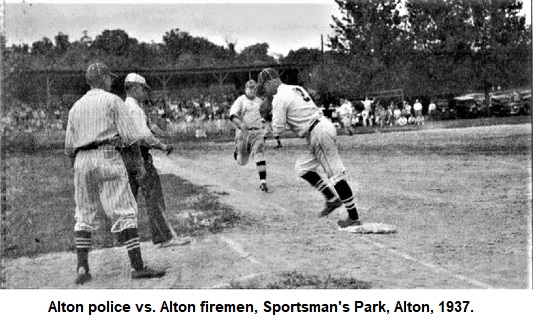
top-left (1, 151), bottom-right (240, 259)
top-left (1, 116), bottom-right (531, 289)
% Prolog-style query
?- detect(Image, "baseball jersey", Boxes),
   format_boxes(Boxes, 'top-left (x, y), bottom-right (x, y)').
top-left (271, 84), bottom-right (321, 138)
top-left (124, 97), bottom-right (165, 150)
top-left (338, 102), bottom-right (353, 117)
top-left (413, 102), bottom-right (422, 111)
top-left (65, 89), bottom-right (144, 158)
top-left (363, 99), bottom-right (373, 110)
top-left (229, 95), bottom-right (263, 129)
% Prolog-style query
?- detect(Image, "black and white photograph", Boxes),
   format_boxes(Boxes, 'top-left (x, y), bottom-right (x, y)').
top-left (0, 0), bottom-right (531, 315)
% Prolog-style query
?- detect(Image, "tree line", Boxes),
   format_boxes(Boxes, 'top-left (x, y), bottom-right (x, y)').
top-left (2, 0), bottom-right (531, 110)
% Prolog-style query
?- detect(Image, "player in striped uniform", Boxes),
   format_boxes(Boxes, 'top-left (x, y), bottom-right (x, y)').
top-left (122, 73), bottom-right (192, 248)
top-left (230, 80), bottom-right (269, 192)
top-left (257, 68), bottom-right (362, 228)
top-left (65, 62), bottom-right (165, 285)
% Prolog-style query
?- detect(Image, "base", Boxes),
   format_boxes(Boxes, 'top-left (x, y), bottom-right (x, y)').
top-left (339, 222), bottom-right (397, 234)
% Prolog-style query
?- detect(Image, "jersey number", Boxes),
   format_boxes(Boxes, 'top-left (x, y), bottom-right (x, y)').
top-left (292, 87), bottom-right (311, 102)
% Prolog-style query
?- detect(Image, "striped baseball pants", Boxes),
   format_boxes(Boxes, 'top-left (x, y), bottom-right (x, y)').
top-left (73, 146), bottom-right (138, 233)
top-left (295, 116), bottom-right (346, 184)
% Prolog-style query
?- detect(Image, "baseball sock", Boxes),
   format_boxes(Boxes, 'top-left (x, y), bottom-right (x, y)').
top-left (121, 228), bottom-right (144, 270)
top-left (275, 136), bottom-right (282, 146)
top-left (75, 230), bottom-right (91, 273)
top-left (256, 161), bottom-right (267, 183)
top-left (334, 180), bottom-right (359, 220)
top-left (301, 171), bottom-right (337, 202)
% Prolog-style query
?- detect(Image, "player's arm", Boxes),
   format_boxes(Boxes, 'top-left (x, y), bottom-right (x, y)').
top-left (229, 97), bottom-right (247, 130)
top-left (271, 96), bottom-right (288, 137)
top-left (64, 110), bottom-right (76, 167)
top-left (130, 107), bottom-right (169, 151)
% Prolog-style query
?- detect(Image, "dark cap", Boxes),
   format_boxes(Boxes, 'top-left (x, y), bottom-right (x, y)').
top-left (256, 68), bottom-right (279, 96)
top-left (85, 62), bottom-right (117, 81)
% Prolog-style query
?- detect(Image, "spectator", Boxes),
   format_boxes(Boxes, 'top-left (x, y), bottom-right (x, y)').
top-left (428, 100), bottom-right (437, 114)
top-left (413, 99), bottom-right (423, 117)
top-left (404, 100), bottom-right (412, 117)
top-left (393, 104), bottom-right (401, 125)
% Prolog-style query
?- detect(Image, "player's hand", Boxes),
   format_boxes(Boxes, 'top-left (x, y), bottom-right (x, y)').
top-left (164, 144), bottom-right (174, 155)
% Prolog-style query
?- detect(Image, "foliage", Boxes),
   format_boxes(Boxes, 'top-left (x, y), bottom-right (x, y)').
top-left (324, 0), bottom-right (531, 100)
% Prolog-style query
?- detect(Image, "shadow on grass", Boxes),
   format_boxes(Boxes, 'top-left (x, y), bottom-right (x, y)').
top-left (2, 151), bottom-right (240, 259)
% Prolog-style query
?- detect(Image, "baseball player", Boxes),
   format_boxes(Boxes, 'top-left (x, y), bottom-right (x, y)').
top-left (257, 68), bottom-right (362, 228)
top-left (230, 80), bottom-right (269, 192)
top-left (122, 72), bottom-right (192, 248)
top-left (338, 99), bottom-right (355, 135)
top-left (65, 62), bottom-right (165, 285)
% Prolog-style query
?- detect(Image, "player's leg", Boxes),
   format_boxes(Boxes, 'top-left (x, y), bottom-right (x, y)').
top-left (251, 131), bottom-right (268, 192)
top-left (235, 129), bottom-right (250, 165)
top-left (141, 153), bottom-right (174, 244)
top-left (97, 149), bottom-right (165, 279)
top-left (311, 119), bottom-right (361, 227)
top-left (296, 146), bottom-right (341, 216)
top-left (73, 152), bottom-right (101, 284)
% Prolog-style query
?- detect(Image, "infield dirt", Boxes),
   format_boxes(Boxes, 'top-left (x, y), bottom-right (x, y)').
top-left (3, 123), bottom-right (531, 289)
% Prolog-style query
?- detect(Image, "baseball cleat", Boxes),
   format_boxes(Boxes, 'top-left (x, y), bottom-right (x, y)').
top-left (259, 183), bottom-right (269, 192)
top-left (319, 199), bottom-right (343, 217)
top-left (131, 266), bottom-right (166, 279)
top-left (337, 217), bottom-right (362, 228)
top-left (74, 267), bottom-right (92, 285)
top-left (274, 144), bottom-right (282, 149)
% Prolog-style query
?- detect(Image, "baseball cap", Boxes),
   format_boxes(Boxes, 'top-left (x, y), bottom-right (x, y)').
top-left (85, 62), bottom-right (116, 81)
top-left (124, 73), bottom-right (150, 89)
top-left (256, 68), bottom-right (279, 95)
top-left (245, 79), bottom-right (257, 88)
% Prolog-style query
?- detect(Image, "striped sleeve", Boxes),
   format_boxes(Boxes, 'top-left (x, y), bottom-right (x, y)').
top-left (64, 107), bottom-right (76, 157)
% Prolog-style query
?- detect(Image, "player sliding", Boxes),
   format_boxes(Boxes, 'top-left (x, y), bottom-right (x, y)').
top-left (229, 80), bottom-right (269, 192)
top-left (257, 68), bottom-right (362, 228)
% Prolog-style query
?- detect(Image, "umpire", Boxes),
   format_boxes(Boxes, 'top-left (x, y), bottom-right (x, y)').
top-left (65, 62), bottom-right (165, 285)
top-left (122, 73), bottom-right (192, 248)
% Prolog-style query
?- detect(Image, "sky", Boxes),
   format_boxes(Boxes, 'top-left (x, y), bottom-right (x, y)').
top-left (2, 0), bottom-right (532, 56)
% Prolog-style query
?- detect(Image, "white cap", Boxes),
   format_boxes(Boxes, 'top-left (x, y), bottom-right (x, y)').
top-left (124, 73), bottom-right (150, 89)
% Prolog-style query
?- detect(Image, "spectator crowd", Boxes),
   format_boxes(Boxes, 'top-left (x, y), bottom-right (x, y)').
top-left (320, 97), bottom-right (432, 132)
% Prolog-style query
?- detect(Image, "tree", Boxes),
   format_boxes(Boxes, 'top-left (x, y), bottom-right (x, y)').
top-left (406, 0), bottom-right (531, 110)
top-left (31, 37), bottom-right (54, 56)
top-left (54, 32), bottom-right (70, 54)
top-left (162, 28), bottom-right (230, 66)
top-left (238, 43), bottom-right (276, 64)
top-left (281, 47), bottom-right (322, 65)
top-left (329, 0), bottom-right (407, 95)
top-left (92, 29), bottom-right (138, 57)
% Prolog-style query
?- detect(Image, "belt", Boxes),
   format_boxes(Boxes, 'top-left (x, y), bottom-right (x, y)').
top-left (75, 142), bottom-right (117, 154)
top-left (308, 118), bottom-right (320, 134)
top-left (247, 127), bottom-right (260, 131)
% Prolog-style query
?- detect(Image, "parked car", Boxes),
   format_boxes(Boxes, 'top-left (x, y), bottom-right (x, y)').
top-left (453, 93), bottom-right (485, 118)
top-left (491, 92), bottom-right (529, 116)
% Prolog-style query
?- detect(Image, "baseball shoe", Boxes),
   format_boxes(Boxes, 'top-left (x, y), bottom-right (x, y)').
top-left (319, 199), bottom-right (343, 217)
top-left (337, 217), bottom-right (362, 228)
top-left (74, 267), bottom-right (92, 285)
top-left (131, 266), bottom-right (166, 279)
top-left (274, 143), bottom-right (282, 149)
top-left (259, 183), bottom-right (269, 192)
top-left (158, 236), bottom-right (192, 248)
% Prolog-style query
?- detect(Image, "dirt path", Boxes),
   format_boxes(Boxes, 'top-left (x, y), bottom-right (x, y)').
top-left (4, 124), bottom-right (531, 289)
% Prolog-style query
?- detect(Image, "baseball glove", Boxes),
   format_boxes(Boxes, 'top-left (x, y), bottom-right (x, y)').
top-left (260, 96), bottom-right (273, 121)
